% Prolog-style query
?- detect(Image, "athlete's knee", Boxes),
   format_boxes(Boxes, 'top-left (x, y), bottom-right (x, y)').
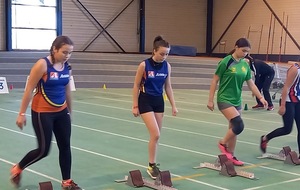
top-left (150, 131), bottom-right (161, 142)
top-left (231, 116), bottom-right (244, 135)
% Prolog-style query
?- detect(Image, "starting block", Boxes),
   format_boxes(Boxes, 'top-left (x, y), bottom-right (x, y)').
top-left (257, 146), bottom-right (300, 165)
top-left (38, 181), bottom-right (53, 190)
top-left (115, 170), bottom-right (177, 190)
top-left (194, 154), bottom-right (258, 180)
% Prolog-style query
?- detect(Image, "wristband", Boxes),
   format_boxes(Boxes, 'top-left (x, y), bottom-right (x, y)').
top-left (19, 113), bottom-right (26, 116)
top-left (133, 106), bottom-right (138, 109)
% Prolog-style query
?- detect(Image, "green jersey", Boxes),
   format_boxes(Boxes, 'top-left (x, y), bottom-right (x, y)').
top-left (215, 55), bottom-right (251, 106)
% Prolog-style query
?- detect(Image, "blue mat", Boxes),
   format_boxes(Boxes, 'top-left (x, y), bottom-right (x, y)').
top-left (170, 45), bottom-right (197, 56)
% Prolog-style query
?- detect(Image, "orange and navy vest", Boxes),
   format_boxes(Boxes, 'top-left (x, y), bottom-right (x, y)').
top-left (31, 57), bottom-right (70, 112)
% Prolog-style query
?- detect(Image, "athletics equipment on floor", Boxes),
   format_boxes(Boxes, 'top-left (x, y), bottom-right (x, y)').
top-left (194, 154), bottom-right (258, 180)
top-left (257, 146), bottom-right (300, 165)
top-left (115, 169), bottom-right (177, 190)
top-left (38, 181), bottom-right (53, 190)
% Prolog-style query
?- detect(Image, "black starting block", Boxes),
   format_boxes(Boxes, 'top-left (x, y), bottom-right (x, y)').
top-left (257, 146), bottom-right (300, 165)
top-left (194, 154), bottom-right (258, 180)
top-left (115, 169), bottom-right (177, 190)
top-left (38, 181), bottom-right (53, 190)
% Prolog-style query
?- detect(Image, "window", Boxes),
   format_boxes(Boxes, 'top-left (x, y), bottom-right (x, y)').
top-left (10, 0), bottom-right (57, 50)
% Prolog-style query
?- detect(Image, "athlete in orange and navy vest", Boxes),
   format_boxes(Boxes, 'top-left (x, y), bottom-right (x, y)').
top-left (31, 57), bottom-right (70, 112)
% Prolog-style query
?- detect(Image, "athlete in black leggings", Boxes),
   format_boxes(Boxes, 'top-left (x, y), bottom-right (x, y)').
top-left (260, 63), bottom-right (300, 155)
top-left (245, 55), bottom-right (275, 110)
top-left (11, 36), bottom-right (81, 190)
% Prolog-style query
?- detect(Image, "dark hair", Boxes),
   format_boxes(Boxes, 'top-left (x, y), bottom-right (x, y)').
top-left (50, 36), bottom-right (74, 64)
top-left (235, 38), bottom-right (251, 48)
top-left (153, 36), bottom-right (170, 51)
top-left (227, 38), bottom-right (251, 55)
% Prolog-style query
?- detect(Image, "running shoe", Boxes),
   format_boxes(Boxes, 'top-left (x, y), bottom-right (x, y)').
top-left (147, 163), bottom-right (160, 180)
top-left (218, 143), bottom-right (233, 159)
top-left (260, 135), bottom-right (268, 153)
top-left (61, 179), bottom-right (82, 190)
top-left (230, 156), bottom-right (244, 166)
top-left (10, 165), bottom-right (22, 188)
top-left (267, 106), bottom-right (274, 111)
top-left (252, 104), bottom-right (264, 109)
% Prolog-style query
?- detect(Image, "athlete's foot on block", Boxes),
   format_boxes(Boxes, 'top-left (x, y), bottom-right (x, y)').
top-left (230, 157), bottom-right (244, 166)
top-left (10, 165), bottom-right (22, 188)
top-left (147, 163), bottom-right (160, 180)
top-left (61, 179), bottom-right (82, 190)
top-left (218, 143), bottom-right (233, 159)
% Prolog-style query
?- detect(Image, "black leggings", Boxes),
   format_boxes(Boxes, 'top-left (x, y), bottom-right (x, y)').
top-left (266, 101), bottom-right (300, 153)
top-left (18, 108), bottom-right (72, 180)
top-left (255, 73), bottom-right (275, 106)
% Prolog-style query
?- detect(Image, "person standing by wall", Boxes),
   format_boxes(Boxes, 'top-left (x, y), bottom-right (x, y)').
top-left (132, 36), bottom-right (178, 179)
top-left (207, 38), bottom-right (268, 166)
top-left (260, 63), bottom-right (300, 154)
top-left (245, 55), bottom-right (275, 111)
top-left (11, 36), bottom-right (82, 190)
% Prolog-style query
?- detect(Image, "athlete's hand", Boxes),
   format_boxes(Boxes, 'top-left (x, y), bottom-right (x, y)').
top-left (172, 106), bottom-right (178, 116)
top-left (207, 101), bottom-right (214, 111)
top-left (16, 115), bottom-right (26, 130)
top-left (132, 106), bottom-right (140, 117)
top-left (278, 105), bottom-right (286, 116)
top-left (259, 97), bottom-right (268, 108)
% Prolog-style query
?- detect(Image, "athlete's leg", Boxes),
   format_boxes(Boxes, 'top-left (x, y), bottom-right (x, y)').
top-left (219, 107), bottom-right (240, 153)
top-left (141, 112), bottom-right (161, 164)
top-left (262, 74), bottom-right (274, 107)
top-left (227, 109), bottom-right (242, 153)
top-left (11, 111), bottom-right (53, 187)
top-left (294, 102), bottom-right (300, 154)
top-left (19, 111), bottom-right (54, 169)
top-left (53, 108), bottom-right (71, 180)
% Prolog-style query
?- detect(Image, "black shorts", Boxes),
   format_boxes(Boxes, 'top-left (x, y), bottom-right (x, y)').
top-left (138, 92), bottom-right (164, 114)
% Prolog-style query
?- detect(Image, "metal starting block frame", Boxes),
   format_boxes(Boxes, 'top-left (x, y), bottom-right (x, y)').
top-left (194, 154), bottom-right (258, 180)
top-left (38, 181), bottom-right (53, 190)
top-left (115, 169), bottom-right (177, 190)
top-left (257, 146), bottom-right (300, 165)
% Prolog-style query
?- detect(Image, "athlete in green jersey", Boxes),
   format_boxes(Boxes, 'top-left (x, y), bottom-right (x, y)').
top-left (207, 38), bottom-right (268, 166)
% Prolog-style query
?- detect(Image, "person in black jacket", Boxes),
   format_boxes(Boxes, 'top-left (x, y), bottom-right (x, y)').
top-left (245, 55), bottom-right (275, 111)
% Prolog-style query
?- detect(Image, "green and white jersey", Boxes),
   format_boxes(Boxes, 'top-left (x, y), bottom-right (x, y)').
top-left (215, 55), bottom-right (251, 106)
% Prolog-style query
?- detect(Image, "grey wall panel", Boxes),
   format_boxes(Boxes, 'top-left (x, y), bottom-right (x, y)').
top-left (0, 0), bottom-right (5, 50)
top-left (62, 0), bottom-right (139, 52)
top-left (213, 0), bottom-right (300, 55)
top-left (145, 0), bottom-right (207, 53)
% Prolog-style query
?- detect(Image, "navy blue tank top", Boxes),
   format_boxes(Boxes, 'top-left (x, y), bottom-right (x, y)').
top-left (140, 58), bottom-right (168, 96)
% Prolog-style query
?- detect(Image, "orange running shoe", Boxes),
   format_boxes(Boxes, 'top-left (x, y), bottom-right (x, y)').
top-left (61, 179), bottom-right (82, 190)
top-left (10, 164), bottom-right (22, 188)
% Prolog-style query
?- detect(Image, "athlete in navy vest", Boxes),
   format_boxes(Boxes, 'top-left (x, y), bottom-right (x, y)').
top-left (132, 36), bottom-right (178, 179)
top-left (12, 36), bottom-right (82, 190)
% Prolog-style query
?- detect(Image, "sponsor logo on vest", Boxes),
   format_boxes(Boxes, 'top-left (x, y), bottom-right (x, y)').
top-left (156, 73), bottom-right (167, 77)
top-left (60, 74), bottom-right (70, 78)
